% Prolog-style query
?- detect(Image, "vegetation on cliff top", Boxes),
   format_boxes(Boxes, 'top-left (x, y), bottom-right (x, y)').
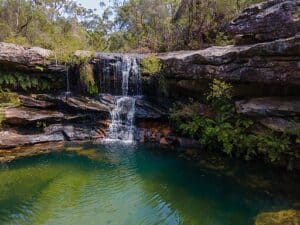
top-left (0, 0), bottom-right (263, 53)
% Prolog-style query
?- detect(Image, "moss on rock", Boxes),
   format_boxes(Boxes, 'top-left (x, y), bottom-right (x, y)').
top-left (254, 210), bottom-right (300, 225)
top-left (79, 63), bottom-right (98, 95)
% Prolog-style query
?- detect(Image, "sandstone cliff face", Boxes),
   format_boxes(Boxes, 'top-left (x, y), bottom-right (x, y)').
top-left (0, 42), bottom-right (66, 73)
top-left (0, 0), bottom-right (299, 154)
top-left (149, 0), bottom-right (299, 99)
top-left (157, 35), bottom-right (299, 85)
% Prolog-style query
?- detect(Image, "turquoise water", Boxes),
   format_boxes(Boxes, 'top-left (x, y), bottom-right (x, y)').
top-left (0, 143), bottom-right (299, 225)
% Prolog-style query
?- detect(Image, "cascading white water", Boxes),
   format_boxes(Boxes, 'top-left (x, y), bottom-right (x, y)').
top-left (105, 56), bottom-right (141, 143)
top-left (106, 96), bottom-right (136, 143)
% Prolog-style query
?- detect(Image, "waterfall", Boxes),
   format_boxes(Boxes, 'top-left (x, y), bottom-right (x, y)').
top-left (104, 55), bottom-right (141, 143)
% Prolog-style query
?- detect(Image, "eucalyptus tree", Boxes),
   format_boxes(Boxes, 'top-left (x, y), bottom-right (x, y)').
top-left (0, 0), bottom-right (108, 51)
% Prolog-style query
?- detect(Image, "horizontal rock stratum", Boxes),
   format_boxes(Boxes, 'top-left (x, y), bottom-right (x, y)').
top-left (157, 34), bottom-right (300, 85)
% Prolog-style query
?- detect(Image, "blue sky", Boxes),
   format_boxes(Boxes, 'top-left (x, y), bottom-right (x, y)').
top-left (76, 0), bottom-right (110, 14)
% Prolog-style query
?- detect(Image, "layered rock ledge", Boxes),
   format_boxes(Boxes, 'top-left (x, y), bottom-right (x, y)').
top-left (157, 34), bottom-right (300, 85)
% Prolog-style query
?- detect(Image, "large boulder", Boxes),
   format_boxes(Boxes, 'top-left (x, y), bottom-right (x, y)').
top-left (228, 0), bottom-right (299, 45)
top-left (0, 42), bottom-right (66, 73)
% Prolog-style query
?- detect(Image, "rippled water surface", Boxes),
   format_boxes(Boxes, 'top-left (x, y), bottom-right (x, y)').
top-left (0, 143), bottom-right (299, 225)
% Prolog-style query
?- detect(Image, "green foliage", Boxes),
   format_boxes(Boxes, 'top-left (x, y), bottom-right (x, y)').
top-left (0, 0), bottom-right (108, 57)
top-left (0, 112), bottom-right (4, 127)
top-left (0, 92), bottom-right (20, 108)
top-left (79, 64), bottom-right (99, 95)
top-left (0, 71), bottom-right (52, 92)
top-left (0, 91), bottom-right (20, 127)
top-left (111, 0), bottom-right (264, 52)
top-left (214, 32), bottom-right (234, 46)
top-left (141, 55), bottom-right (162, 75)
top-left (171, 79), bottom-right (292, 165)
top-left (36, 121), bottom-right (47, 129)
top-left (0, 0), bottom-right (265, 53)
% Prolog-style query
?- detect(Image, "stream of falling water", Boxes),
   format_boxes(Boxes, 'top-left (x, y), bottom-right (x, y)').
top-left (105, 56), bottom-right (141, 143)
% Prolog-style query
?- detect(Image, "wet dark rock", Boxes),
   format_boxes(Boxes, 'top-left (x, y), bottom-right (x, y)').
top-left (98, 94), bottom-right (168, 120)
top-left (260, 117), bottom-right (300, 134)
top-left (36, 94), bottom-right (111, 115)
top-left (98, 94), bottom-right (115, 107)
top-left (136, 121), bottom-right (199, 148)
top-left (44, 124), bottom-right (104, 141)
top-left (135, 99), bottom-right (168, 120)
top-left (228, 0), bottom-right (300, 44)
top-left (235, 97), bottom-right (300, 117)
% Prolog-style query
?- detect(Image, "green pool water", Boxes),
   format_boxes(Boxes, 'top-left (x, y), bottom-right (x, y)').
top-left (0, 143), bottom-right (299, 225)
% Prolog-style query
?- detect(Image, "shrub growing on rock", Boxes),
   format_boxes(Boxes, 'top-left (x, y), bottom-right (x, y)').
top-left (79, 64), bottom-right (98, 95)
top-left (141, 55), bottom-right (162, 75)
top-left (171, 79), bottom-right (294, 166)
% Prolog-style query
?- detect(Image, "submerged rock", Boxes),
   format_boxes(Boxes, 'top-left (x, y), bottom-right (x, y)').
top-left (0, 142), bottom-right (65, 163)
top-left (254, 210), bottom-right (300, 225)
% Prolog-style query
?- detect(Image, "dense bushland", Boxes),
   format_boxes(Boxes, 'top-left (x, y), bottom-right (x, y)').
top-left (0, 0), bottom-right (263, 53)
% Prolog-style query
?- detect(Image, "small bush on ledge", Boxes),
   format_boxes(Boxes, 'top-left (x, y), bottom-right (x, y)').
top-left (141, 55), bottom-right (162, 75)
top-left (0, 92), bottom-right (20, 108)
top-left (171, 79), bottom-right (296, 167)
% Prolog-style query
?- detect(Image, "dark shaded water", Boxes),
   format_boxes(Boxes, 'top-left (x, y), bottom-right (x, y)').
top-left (0, 143), bottom-right (299, 225)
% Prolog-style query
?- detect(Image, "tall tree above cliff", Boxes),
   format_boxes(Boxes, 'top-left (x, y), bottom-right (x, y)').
top-left (0, 0), bottom-right (109, 51)
top-left (108, 0), bottom-right (265, 52)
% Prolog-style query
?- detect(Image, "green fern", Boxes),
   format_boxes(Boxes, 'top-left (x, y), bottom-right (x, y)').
top-left (0, 71), bottom-right (54, 92)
